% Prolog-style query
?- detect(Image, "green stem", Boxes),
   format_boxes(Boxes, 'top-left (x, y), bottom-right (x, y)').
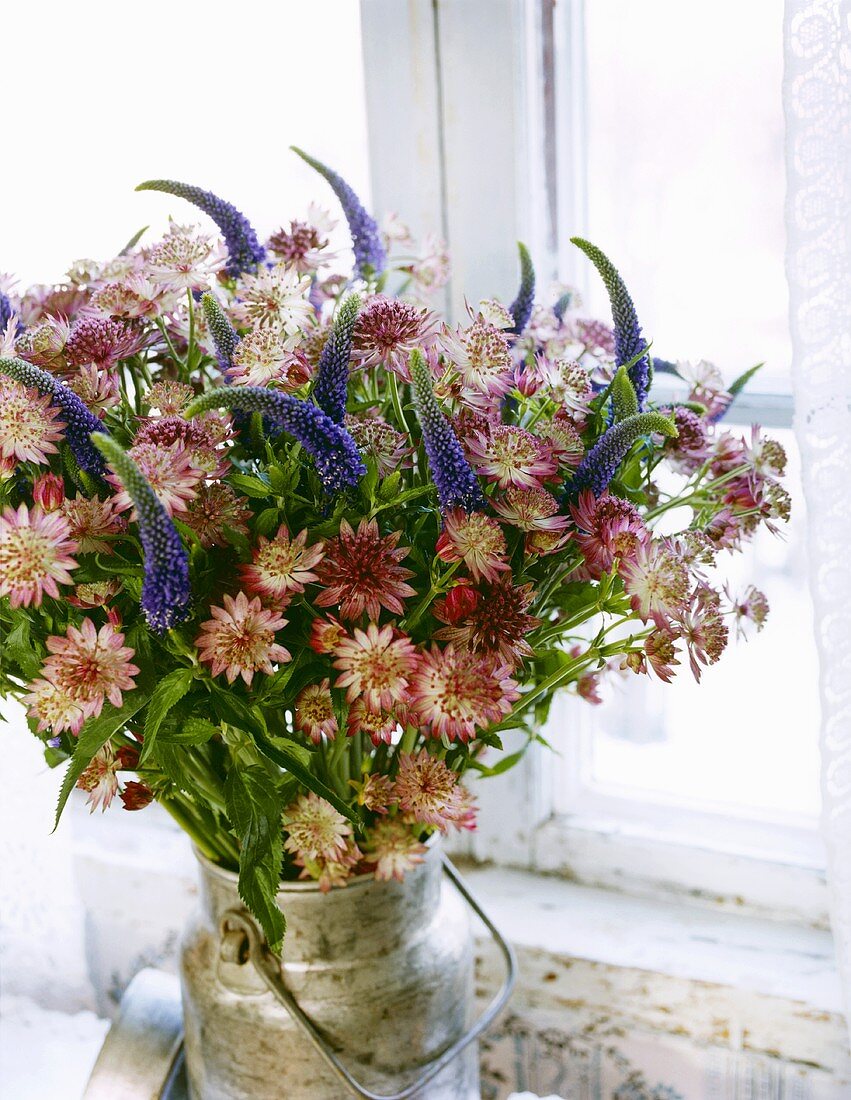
top-left (387, 370), bottom-right (411, 437)
top-left (404, 561), bottom-right (460, 632)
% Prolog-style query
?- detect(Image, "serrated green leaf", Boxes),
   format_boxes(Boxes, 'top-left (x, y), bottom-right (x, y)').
top-left (54, 693), bottom-right (149, 830)
top-left (267, 466), bottom-right (288, 494)
top-left (254, 731), bottom-right (360, 825)
top-left (230, 473), bottom-right (274, 499)
top-left (159, 716), bottom-right (220, 746)
top-left (140, 668), bottom-right (194, 763)
top-left (224, 765), bottom-right (286, 954)
top-left (254, 506), bottom-right (280, 537)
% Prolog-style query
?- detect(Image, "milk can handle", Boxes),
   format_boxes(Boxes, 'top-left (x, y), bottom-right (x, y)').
top-left (219, 856), bottom-right (516, 1100)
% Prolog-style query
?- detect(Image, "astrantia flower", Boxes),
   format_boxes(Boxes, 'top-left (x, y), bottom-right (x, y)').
top-left (352, 771), bottom-right (395, 814)
top-left (643, 628), bottom-right (682, 683)
top-left (434, 577), bottom-right (539, 665)
top-left (232, 263), bottom-right (314, 333)
top-left (120, 781), bottom-right (154, 811)
top-left (41, 618), bottom-right (139, 719)
top-left (146, 380), bottom-right (194, 416)
top-left (295, 838), bottom-right (363, 893)
top-left (61, 495), bottom-right (127, 554)
top-left (91, 275), bottom-right (180, 321)
top-left (76, 745), bottom-right (121, 813)
top-left (32, 473), bottom-right (65, 512)
top-left (728, 584), bottom-right (770, 638)
top-left (674, 586), bottom-right (729, 681)
top-left (490, 485), bottom-right (569, 533)
top-left (467, 425), bottom-right (557, 489)
top-left (533, 356), bottom-right (593, 417)
top-left (569, 491), bottom-right (648, 577)
top-left (66, 316), bottom-right (146, 370)
top-left (195, 591), bottom-right (290, 686)
top-left (435, 509), bottom-right (510, 584)
top-left (0, 504), bottom-right (78, 607)
top-left (440, 317), bottom-right (513, 401)
top-left (677, 359), bottom-right (732, 420)
top-left (68, 365), bottom-right (121, 415)
top-left (363, 818), bottom-right (426, 883)
top-left (16, 315), bottom-right (70, 372)
top-left (0, 377), bottom-right (65, 467)
top-left (267, 209), bottom-right (336, 274)
top-left (663, 406), bottom-right (710, 472)
top-left (536, 413), bottom-right (584, 469)
top-left (309, 615), bottom-right (348, 655)
top-left (241, 526), bottom-right (324, 602)
top-left (333, 623), bottom-right (418, 713)
top-left (67, 578), bottom-right (123, 608)
top-left (344, 413), bottom-right (412, 477)
top-left (574, 317), bottom-right (616, 356)
top-left (408, 645), bottom-right (519, 741)
top-left (395, 750), bottom-right (478, 832)
top-left (283, 792), bottom-right (351, 863)
top-left (144, 227), bottom-right (226, 290)
top-left (345, 699), bottom-right (400, 746)
top-left (109, 442), bottom-right (202, 517)
top-left (229, 327), bottom-right (310, 390)
top-left (183, 482), bottom-right (251, 549)
top-left (294, 680), bottom-right (338, 743)
top-left (745, 425), bottom-right (787, 478)
top-left (351, 295), bottom-right (436, 380)
top-left (315, 518), bottom-right (416, 621)
top-left (620, 540), bottom-right (689, 628)
top-left (23, 677), bottom-right (87, 735)
top-left (132, 415), bottom-right (230, 480)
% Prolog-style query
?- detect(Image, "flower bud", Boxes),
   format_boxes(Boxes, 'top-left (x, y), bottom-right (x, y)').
top-left (33, 472), bottom-right (64, 511)
top-left (441, 584), bottom-right (481, 624)
top-left (120, 780), bottom-right (153, 811)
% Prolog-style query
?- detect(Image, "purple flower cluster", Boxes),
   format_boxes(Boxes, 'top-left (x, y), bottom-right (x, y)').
top-left (0, 356), bottom-right (107, 476)
top-left (91, 434), bottom-right (191, 634)
top-left (0, 291), bottom-right (12, 332)
top-left (185, 387), bottom-right (366, 495)
top-left (571, 238), bottom-right (652, 409)
top-left (571, 411), bottom-right (677, 497)
top-left (312, 293), bottom-right (361, 424)
top-left (291, 147), bottom-right (386, 278)
top-left (508, 242), bottom-right (535, 335)
top-left (201, 293), bottom-right (239, 374)
top-left (410, 349), bottom-right (487, 514)
top-left (136, 180), bottom-right (266, 278)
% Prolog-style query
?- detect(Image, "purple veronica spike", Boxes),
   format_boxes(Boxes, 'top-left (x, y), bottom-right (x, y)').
top-left (0, 356), bottom-right (106, 476)
top-left (0, 292), bottom-right (13, 332)
top-left (410, 349), bottom-right (487, 514)
top-left (312, 293), bottom-right (361, 424)
top-left (201, 292), bottom-right (239, 374)
top-left (91, 434), bottom-right (191, 634)
top-left (571, 412), bottom-right (677, 497)
top-left (571, 238), bottom-right (652, 409)
top-left (508, 242), bottom-right (535, 335)
top-left (136, 180), bottom-right (266, 278)
top-left (184, 387), bottom-right (366, 495)
top-left (291, 147), bottom-right (386, 278)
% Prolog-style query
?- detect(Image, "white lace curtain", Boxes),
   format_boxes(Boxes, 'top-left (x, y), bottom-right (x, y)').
top-left (784, 0), bottom-right (851, 1044)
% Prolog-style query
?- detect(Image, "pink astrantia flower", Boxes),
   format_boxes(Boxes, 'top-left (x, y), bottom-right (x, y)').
top-left (0, 378), bottom-right (66, 472)
top-left (132, 415), bottom-right (232, 481)
top-left (490, 485), bottom-right (570, 534)
top-left (145, 380), bottom-right (194, 416)
top-left (408, 645), bottom-right (518, 742)
top-left (145, 227), bottom-right (226, 290)
top-left (232, 262), bottom-right (314, 333)
top-left (673, 586), bottom-right (729, 681)
top-left (352, 771), bottom-right (396, 814)
top-left (76, 744), bottom-right (121, 813)
top-left (466, 425), bottom-right (558, 489)
top-left (294, 679), bottom-right (338, 744)
top-left (351, 295), bottom-right (437, 380)
top-left (283, 793), bottom-right (352, 863)
top-left (267, 208), bottom-right (337, 274)
top-left (435, 509), bottom-right (510, 584)
top-left (315, 518), bottom-right (416, 621)
top-left (0, 504), bottom-right (78, 607)
top-left (229, 327), bottom-right (311, 390)
top-left (536, 413), bottom-right (584, 470)
top-left (569, 490), bottom-right (648, 578)
top-left (333, 623), bottom-right (418, 713)
top-left (309, 615), bottom-right (349, 655)
top-left (109, 442), bottom-right (202, 517)
top-left (23, 677), bottom-right (88, 735)
top-left (345, 698), bottom-right (400, 746)
top-left (533, 356), bottom-right (593, 418)
top-left (91, 274), bottom-right (181, 321)
top-left (296, 838), bottom-right (364, 892)
top-left (61, 495), bottom-right (127, 554)
top-left (16, 315), bottom-right (70, 372)
top-left (67, 364), bottom-right (121, 415)
top-left (394, 750), bottom-right (478, 832)
top-left (65, 315), bottom-right (147, 371)
top-left (195, 591), bottom-right (290, 686)
top-left (183, 483), bottom-right (251, 549)
top-left (39, 618), bottom-right (139, 721)
top-left (32, 473), bottom-right (65, 512)
top-left (677, 359), bottom-right (732, 420)
top-left (364, 818), bottom-right (427, 882)
top-left (344, 413), bottom-right (413, 477)
top-left (67, 578), bottom-right (123, 609)
top-left (440, 316), bottom-right (513, 403)
top-left (434, 577), bottom-right (540, 665)
top-left (662, 406), bottom-right (710, 473)
top-left (728, 584), bottom-right (770, 638)
top-left (620, 540), bottom-right (689, 629)
top-left (240, 526), bottom-right (324, 602)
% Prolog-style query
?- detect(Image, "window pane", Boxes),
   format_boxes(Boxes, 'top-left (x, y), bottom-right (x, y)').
top-left (2, 1), bottom-right (369, 287)
top-left (569, 429), bottom-right (821, 822)
top-left (582, 0), bottom-right (790, 393)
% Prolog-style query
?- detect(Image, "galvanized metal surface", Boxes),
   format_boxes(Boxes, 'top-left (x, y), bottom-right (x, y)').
top-left (181, 838), bottom-right (482, 1099)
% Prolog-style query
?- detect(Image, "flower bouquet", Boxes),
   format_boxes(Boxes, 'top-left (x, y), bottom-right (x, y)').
top-left (0, 149), bottom-right (787, 963)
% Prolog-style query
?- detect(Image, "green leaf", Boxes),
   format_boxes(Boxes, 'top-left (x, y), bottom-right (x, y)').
top-left (254, 731), bottom-right (360, 825)
top-left (254, 506), bottom-right (280, 537)
top-left (267, 466), bottom-right (288, 495)
top-left (728, 361), bottom-right (763, 397)
top-left (230, 473), bottom-right (274, 499)
top-left (54, 693), bottom-right (149, 830)
top-left (159, 716), bottom-right (220, 746)
top-left (224, 765), bottom-right (286, 954)
top-left (140, 668), bottom-right (194, 763)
